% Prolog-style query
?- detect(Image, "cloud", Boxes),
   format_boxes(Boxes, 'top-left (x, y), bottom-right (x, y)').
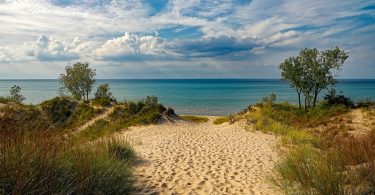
top-left (172, 36), bottom-right (259, 59)
top-left (0, 0), bottom-right (374, 78)
top-left (22, 35), bottom-right (80, 61)
top-left (94, 33), bottom-right (170, 61)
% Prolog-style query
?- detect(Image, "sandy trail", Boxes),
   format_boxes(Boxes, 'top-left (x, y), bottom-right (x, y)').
top-left (120, 117), bottom-right (280, 194)
top-left (74, 105), bottom-right (115, 132)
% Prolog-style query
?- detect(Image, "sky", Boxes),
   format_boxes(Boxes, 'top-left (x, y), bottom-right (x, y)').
top-left (0, 0), bottom-right (374, 79)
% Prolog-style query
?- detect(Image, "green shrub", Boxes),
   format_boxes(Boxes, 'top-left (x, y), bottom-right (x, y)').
top-left (323, 89), bottom-right (354, 107)
top-left (144, 96), bottom-right (158, 107)
top-left (91, 97), bottom-right (112, 106)
top-left (213, 116), bottom-right (230, 125)
top-left (127, 101), bottom-right (145, 115)
top-left (9, 85), bottom-right (25, 103)
top-left (180, 115), bottom-right (209, 123)
top-left (40, 97), bottom-right (76, 125)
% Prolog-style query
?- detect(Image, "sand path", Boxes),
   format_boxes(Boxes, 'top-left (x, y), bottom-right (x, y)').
top-left (120, 117), bottom-right (280, 194)
top-left (74, 105), bottom-right (115, 132)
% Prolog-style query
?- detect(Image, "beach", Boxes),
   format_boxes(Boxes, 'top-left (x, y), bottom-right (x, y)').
top-left (120, 117), bottom-right (280, 194)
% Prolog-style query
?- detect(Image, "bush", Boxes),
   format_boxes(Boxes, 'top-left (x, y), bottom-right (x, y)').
top-left (144, 96), bottom-right (158, 107)
top-left (9, 85), bottom-right (25, 103)
top-left (262, 93), bottom-right (277, 105)
top-left (324, 89), bottom-right (354, 107)
top-left (127, 101), bottom-right (145, 115)
top-left (40, 97), bottom-right (76, 125)
top-left (92, 97), bottom-right (112, 106)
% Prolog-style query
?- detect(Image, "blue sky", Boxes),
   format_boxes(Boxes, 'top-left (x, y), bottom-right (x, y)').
top-left (0, 0), bottom-right (374, 78)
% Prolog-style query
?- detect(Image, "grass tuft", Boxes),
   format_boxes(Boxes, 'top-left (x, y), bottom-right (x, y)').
top-left (180, 115), bottom-right (209, 123)
top-left (213, 116), bottom-right (230, 125)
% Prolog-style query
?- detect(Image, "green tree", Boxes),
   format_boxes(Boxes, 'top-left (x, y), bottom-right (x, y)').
top-left (279, 47), bottom-right (348, 109)
top-left (9, 85), bottom-right (25, 103)
top-left (94, 83), bottom-right (113, 99)
top-left (59, 62), bottom-right (96, 101)
top-left (279, 56), bottom-right (304, 109)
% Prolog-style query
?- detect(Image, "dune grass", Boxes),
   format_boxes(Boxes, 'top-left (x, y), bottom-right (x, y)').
top-left (213, 116), bottom-right (230, 125)
top-left (74, 98), bottom-right (168, 142)
top-left (180, 115), bottom-right (209, 123)
top-left (0, 95), bottom-right (171, 194)
top-left (246, 98), bottom-right (375, 194)
top-left (0, 131), bottom-right (135, 194)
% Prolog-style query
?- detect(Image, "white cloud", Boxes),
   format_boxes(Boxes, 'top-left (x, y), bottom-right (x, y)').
top-left (22, 35), bottom-right (80, 61)
top-left (95, 33), bottom-right (169, 60)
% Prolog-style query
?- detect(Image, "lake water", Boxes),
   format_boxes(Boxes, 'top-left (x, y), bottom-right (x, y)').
top-left (0, 79), bottom-right (374, 115)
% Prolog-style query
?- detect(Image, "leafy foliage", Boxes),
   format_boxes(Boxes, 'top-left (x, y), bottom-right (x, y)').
top-left (59, 62), bottom-right (96, 101)
top-left (95, 83), bottom-right (113, 100)
top-left (279, 47), bottom-right (348, 109)
top-left (324, 89), bottom-right (354, 107)
top-left (9, 85), bottom-right (25, 103)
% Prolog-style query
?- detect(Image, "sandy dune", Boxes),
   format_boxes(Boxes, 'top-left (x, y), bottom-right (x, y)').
top-left (120, 117), bottom-right (280, 194)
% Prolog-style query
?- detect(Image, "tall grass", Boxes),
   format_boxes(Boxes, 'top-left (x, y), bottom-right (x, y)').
top-left (0, 131), bottom-right (135, 194)
top-left (250, 99), bottom-right (375, 194)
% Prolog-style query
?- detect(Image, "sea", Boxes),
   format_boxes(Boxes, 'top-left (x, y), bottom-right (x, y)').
top-left (0, 79), bottom-right (374, 116)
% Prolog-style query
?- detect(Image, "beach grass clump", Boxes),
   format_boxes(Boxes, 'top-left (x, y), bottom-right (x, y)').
top-left (281, 129), bottom-right (321, 147)
top-left (180, 115), bottom-right (209, 123)
top-left (213, 116), bottom-right (230, 125)
top-left (272, 132), bottom-right (375, 194)
top-left (271, 145), bottom-right (346, 195)
top-left (0, 131), bottom-right (135, 194)
top-left (108, 140), bottom-right (136, 161)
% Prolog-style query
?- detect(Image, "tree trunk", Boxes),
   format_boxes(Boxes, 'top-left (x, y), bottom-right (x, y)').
top-left (297, 91), bottom-right (301, 110)
top-left (304, 97), bottom-right (307, 111)
top-left (313, 91), bottom-right (318, 109)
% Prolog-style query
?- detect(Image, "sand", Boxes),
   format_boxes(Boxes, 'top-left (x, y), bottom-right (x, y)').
top-left (119, 117), bottom-right (280, 194)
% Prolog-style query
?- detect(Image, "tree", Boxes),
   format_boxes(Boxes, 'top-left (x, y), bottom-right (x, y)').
top-left (94, 83), bottom-right (113, 99)
top-left (279, 47), bottom-right (348, 109)
top-left (9, 85), bottom-right (25, 103)
top-left (279, 56), bottom-right (304, 109)
top-left (59, 62), bottom-right (96, 101)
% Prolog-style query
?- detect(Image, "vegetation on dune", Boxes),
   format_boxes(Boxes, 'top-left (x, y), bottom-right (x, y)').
top-left (92, 83), bottom-right (116, 106)
top-left (75, 96), bottom-right (173, 142)
top-left (213, 116), bottom-right (230, 125)
top-left (242, 93), bottom-right (375, 194)
top-left (279, 47), bottom-right (348, 110)
top-left (180, 115), bottom-right (209, 123)
top-left (58, 62), bottom-right (96, 101)
top-left (0, 131), bottom-right (135, 194)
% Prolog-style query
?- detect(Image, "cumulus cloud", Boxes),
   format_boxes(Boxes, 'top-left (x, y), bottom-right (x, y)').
top-left (0, 0), bottom-right (374, 78)
top-left (22, 35), bottom-right (80, 61)
top-left (95, 33), bottom-right (170, 61)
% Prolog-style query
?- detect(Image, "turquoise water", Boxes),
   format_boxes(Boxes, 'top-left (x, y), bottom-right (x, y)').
top-left (0, 79), bottom-right (374, 115)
